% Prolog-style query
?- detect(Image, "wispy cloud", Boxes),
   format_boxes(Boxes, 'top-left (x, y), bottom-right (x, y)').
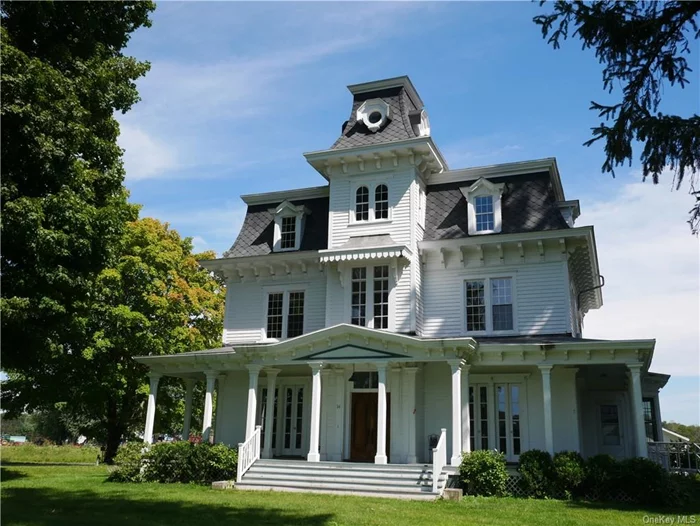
top-left (441, 135), bottom-right (524, 168)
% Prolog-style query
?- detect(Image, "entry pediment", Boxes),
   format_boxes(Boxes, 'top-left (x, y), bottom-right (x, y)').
top-left (295, 345), bottom-right (404, 361)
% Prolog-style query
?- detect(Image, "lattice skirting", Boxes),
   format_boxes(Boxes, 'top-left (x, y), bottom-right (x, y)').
top-left (504, 475), bottom-right (634, 502)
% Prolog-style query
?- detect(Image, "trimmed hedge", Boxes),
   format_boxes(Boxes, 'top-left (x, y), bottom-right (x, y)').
top-left (459, 450), bottom-right (510, 497)
top-left (108, 442), bottom-right (237, 485)
top-left (518, 449), bottom-right (556, 498)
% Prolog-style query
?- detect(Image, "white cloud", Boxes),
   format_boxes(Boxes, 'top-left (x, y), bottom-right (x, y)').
top-left (441, 135), bottom-right (524, 168)
top-left (118, 124), bottom-right (179, 181)
top-left (580, 176), bottom-right (699, 378)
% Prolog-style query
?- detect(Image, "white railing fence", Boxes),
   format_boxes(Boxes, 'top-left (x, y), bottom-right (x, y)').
top-left (432, 428), bottom-right (447, 493)
top-left (237, 425), bottom-right (262, 483)
top-left (648, 441), bottom-right (700, 473)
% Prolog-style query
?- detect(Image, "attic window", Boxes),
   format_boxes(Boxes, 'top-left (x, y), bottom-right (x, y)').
top-left (356, 98), bottom-right (391, 132)
top-left (368, 111), bottom-right (382, 124)
top-left (271, 201), bottom-right (309, 252)
top-left (460, 178), bottom-right (505, 235)
top-left (280, 216), bottom-right (296, 249)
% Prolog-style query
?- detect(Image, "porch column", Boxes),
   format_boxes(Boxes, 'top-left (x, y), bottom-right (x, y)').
top-left (182, 378), bottom-right (195, 441)
top-left (628, 363), bottom-right (648, 457)
top-left (462, 364), bottom-right (472, 455)
top-left (449, 359), bottom-right (465, 466)
top-left (245, 365), bottom-right (262, 440)
top-left (262, 368), bottom-right (280, 459)
top-left (307, 362), bottom-right (323, 462)
top-left (202, 371), bottom-right (218, 443)
top-left (539, 365), bottom-right (554, 455)
top-left (144, 372), bottom-right (161, 444)
top-left (404, 367), bottom-right (418, 463)
top-left (375, 363), bottom-right (388, 465)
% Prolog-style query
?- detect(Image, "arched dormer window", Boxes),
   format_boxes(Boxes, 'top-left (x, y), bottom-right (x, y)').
top-left (355, 186), bottom-right (369, 221)
top-left (374, 184), bottom-right (388, 220)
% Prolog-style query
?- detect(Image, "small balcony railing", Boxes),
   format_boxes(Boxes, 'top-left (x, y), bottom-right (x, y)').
top-left (648, 441), bottom-right (700, 473)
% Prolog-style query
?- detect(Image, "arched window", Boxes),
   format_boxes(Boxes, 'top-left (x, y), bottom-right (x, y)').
top-left (374, 184), bottom-right (388, 220)
top-left (355, 186), bottom-right (369, 221)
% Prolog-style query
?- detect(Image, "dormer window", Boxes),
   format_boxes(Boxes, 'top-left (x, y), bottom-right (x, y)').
top-left (353, 183), bottom-right (391, 223)
top-left (461, 178), bottom-right (505, 235)
top-left (272, 201), bottom-right (309, 252)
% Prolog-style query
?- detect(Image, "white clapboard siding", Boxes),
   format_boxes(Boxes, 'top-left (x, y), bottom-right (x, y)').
top-left (223, 269), bottom-right (327, 344)
top-left (422, 258), bottom-right (571, 338)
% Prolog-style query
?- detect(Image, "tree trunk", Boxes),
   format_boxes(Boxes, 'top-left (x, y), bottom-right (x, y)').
top-left (103, 401), bottom-right (122, 464)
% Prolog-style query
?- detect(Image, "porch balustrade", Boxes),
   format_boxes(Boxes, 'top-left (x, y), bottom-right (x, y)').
top-left (648, 441), bottom-right (700, 473)
top-left (432, 428), bottom-right (447, 493)
top-left (237, 425), bottom-right (262, 482)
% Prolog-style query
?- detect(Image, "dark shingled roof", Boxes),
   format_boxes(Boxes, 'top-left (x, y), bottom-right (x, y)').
top-left (423, 172), bottom-right (570, 241)
top-left (223, 197), bottom-right (329, 258)
top-left (331, 87), bottom-right (420, 150)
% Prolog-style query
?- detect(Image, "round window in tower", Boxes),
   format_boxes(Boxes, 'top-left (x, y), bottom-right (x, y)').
top-left (368, 111), bottom-right (383, 124)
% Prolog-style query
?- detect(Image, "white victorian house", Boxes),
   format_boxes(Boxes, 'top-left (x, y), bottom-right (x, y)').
top-left (136, 76), bottom-right (671, 498)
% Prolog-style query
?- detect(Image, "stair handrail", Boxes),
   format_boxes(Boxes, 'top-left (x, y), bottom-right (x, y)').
top-left (237, 425), bottom-right (262, 483)
top-left (432, 428), bottom-right (447, 493)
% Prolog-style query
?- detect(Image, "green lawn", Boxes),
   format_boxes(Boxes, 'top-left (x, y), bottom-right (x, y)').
top-left (2, 465), bottom-right (698, 526)
top-left (1, 444), bottom-right (101, 464)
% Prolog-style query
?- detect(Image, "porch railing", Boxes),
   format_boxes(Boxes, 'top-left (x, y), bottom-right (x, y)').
top-left (432, 428), bottom-right (447, 493)
top-left (648, 441), bottom-right (700, 473)
top-left (237, 425), bottom-right (262, 483)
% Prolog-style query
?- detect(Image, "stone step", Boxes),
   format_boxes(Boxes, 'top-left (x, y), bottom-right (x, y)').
top-left (243, 471), bottom-right (440, 487)
top-left (255, 459), bottom-right (436, 472)
top-left (237, 478), bottom-right (441, 496)
top-left (248, 465), bottom-right (445, 480)
top-left (234, 483), bottom-right (439, 500)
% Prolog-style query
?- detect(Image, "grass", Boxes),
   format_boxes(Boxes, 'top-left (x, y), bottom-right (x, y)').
top-left (2, 465), bottom-right (698, 526)
top-left (1, 444), bottom-right (101, 464)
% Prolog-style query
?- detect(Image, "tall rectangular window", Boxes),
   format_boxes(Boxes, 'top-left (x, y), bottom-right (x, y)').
top-left (351, 268), bottom-right (367, 326)
top-left (491, 278), bottom-right (513, 331)
top-left (643, 398), bottom-right (657, 441)
top-left (474, 195), bottom-right (494, 231)
top-left (266, 290), bottom-right (305, 339)
top-left (373, 265), bottom-right (389, 329)
top-left (355, 186), bottom-right (369, 221)
top-left (374, 184), bottom-right (388, 220)
top-left (266, 293), bottom-right (284, 338)
top-left (465, 280), bottom-right (486, 331)
top-left (280, 216), bottom-right (296, 249)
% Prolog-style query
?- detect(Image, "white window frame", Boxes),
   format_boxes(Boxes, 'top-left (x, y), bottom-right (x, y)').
top-left (461, 178), bottom-right (504, 235)
top-left (272, 201), bottom-right (308, 252)
top-left (350, 182), bottom-right (392, 225)
top-left (462, 275), bottom-right (517, 335)
top-left (344, 263), bottom-right (393, 330)
top-left (262, 285), bottom-right (308, 341)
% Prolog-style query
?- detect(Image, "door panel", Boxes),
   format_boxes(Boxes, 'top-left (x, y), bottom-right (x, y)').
top-left (282, 385), bottom-right (305, 456)
top-left (350, 392), bottom-right (390, 462)
top-left (597, 401), bottom-right (627, 459)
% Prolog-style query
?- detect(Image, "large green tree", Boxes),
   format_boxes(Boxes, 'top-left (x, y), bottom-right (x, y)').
top-left (534, 1), bottom-right (700, 232)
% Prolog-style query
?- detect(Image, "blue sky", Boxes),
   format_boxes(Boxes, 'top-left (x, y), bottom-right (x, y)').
top-left (118, 2), bottom-right (699, 425)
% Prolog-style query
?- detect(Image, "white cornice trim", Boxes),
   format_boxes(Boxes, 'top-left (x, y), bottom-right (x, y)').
top-left (428, 157), bottom-right (565, 201)
top-left (419, 226), bottom-right (594, 249)
top-left (347, 76), bottom-right (424, 108)
top-left (241, 185), bottom-right (329, 206)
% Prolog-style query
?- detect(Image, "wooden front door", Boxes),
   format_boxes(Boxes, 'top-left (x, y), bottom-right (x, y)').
top-left (350, 392), bottom-right (390, 462)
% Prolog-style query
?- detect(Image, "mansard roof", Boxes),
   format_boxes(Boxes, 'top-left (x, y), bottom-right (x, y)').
top-left (423, 171), bottom-right (570, 241)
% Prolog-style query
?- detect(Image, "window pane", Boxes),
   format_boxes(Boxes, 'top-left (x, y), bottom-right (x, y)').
top-left (351, 268), bottom-right (367, 326)
top-left (465, 280), bottom-right (486, 331)
top-left (266, 293), bottom-right (284, 338)
top-left (375, 184), bottom-right (388, 220)
top-left (474, 195), bottom-right (494, 231)
top-left (479, 385), bottom-right (489, 450)
top-left (600, 404), bottom-right (621, 446)
top-left (355, 186), bottom-right (369, 221)
top-left (287, 291), bottom-right (305, 338)
top-left (491, 278), bottom-right (513, 331)
top-left (280, 216), bottom-right (296, 249)
top-left (373, 265), bottom-right (389, 329)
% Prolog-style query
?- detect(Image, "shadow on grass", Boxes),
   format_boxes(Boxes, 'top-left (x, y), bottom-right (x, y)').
top-left (1, 467), bottom-right (27, 482)
top-left (2, 486), bottom-right (336, 526)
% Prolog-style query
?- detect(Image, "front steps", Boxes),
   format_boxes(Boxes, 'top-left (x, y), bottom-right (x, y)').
top-left (236, 459), bottom-right (450, 500)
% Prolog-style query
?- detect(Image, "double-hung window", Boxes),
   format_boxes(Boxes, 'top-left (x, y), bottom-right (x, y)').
top-left (465, 277), bottom-right (514, 333)
top-left (474, 195), bottom-right (494, 232)
top-left (280, 216), bottom-right (296, 250)
top-left (350, 265), bottom-right (390, 329)
top-left (265, 290), bottom-right (305, 339)
top-left (353, 183), bottom-right (390, 222)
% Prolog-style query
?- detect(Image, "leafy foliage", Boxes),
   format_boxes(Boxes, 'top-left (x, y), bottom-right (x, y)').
top-left (534, 1), bottom-right (700, 232)
top-left (108, 442), bottom-right (146, 482)
top-left (517, 449), bottom-right (556, 498)
top-left (459, 450), bottom-right (510, 497)
top-left (580, 454), bottom-right (618, 497)
top-left (663, 421), bottom-right (700, 443)
top-left (553, 451), bottom-right (585, 498)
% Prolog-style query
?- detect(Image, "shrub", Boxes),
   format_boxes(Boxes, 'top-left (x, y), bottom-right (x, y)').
top-left (553, 451), bottom-right (585, 498)
top-left (189, 443), bottom-right (238, 485)
top-left (142, 441), bottom-right (193, 483)
top-left (517, 449), bottom-right (556, 498)
top-left (459, 450), bottom-right (509, 497)
top-left (108, 442), bottom-right (146, 482)
top-left (617, 457), bottom-right (673, 506)
top-left (581, 454), bottom-right (618, 497)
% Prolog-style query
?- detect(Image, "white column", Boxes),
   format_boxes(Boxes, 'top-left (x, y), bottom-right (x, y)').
top-left (539, 365), bottom-right (554, 455)
top-left (202, 371), bottom-right (217, 443)
top-left (461, 364), bottom-right (472, 455)
top-left (449, 359), bottom-right (464, 466)
top-left (182, 378), bottom-right (195, 441)
top-left (375, 363), bottom-right (388, 464)
top-left (307, 362), bottom-right (323, 462)
top-left (334, 368), bottom-right (346, 461)
top-left (245, 365), bottom-right (262, 440)
top-left (628, 363), bottom-right (648, 457)
top-left (144, 372), bottom-right (161, 444)
top-left (404, 367), bottom-right (418, 463)
top-left (262, 368), bottom-right (280, 458)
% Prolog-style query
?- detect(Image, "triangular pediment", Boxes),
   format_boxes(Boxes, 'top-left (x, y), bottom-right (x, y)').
top-left (294, 344), bottom-right (404, 361)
